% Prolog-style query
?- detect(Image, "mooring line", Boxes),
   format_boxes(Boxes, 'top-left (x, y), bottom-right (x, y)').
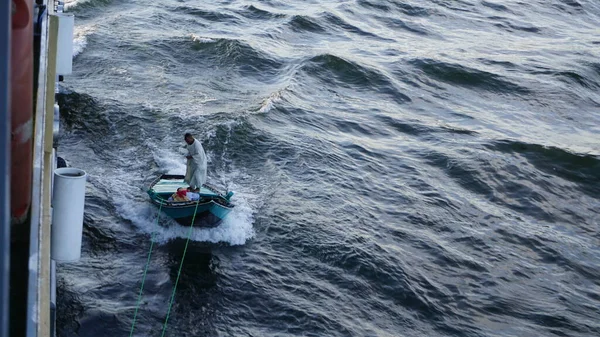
top-left (128, 201), bottom-right (163, 337)
top-left (160, 200), bottom-right (201, 337)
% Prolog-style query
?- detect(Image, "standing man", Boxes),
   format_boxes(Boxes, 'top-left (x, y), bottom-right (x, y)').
top-left (184, 133), bottom-right (207, 192)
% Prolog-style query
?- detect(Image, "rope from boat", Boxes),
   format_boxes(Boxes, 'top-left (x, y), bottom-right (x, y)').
top-left (128, 202), bottom-right (162, 337)
top-left (160, 200), bottom-right (201, 337)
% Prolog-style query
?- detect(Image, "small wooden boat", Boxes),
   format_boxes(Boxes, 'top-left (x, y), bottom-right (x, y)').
top-left (147, 174), bottom-right (234, 227)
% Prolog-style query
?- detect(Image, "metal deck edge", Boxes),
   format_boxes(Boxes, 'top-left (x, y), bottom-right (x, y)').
top-left (27, 1), bottom-right (51, 336)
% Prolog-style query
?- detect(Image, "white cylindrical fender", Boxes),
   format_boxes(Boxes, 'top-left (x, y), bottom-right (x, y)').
top-left (55, 13), bottom-right (74, 75)
top-left (51, 168), bottom-right (87, 262)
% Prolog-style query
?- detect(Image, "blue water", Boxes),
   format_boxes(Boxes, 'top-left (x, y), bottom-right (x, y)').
top-left (56, 0), bottom-right (600, 336)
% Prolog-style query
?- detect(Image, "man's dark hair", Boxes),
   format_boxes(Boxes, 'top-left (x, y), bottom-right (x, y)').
top-left (184, 133), bottom-right (193, 139)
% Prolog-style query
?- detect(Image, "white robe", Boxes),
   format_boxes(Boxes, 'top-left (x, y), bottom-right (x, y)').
top-left (184, 139), bottom-right (207, 189)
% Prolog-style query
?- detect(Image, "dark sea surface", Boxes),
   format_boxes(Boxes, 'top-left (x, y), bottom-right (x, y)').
top-left (55, 0), bottom-right (600, 336)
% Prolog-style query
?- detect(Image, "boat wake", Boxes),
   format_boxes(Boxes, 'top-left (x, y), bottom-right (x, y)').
top-left (116, 148), bottom-right (255, 246)
top-left (117, 195), bottom-right (255, 246)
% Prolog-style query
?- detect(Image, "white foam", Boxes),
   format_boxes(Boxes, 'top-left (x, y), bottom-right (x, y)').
top-left (152, 146), bottom-right (187, 174)
top-left (190, 34), bottom-right (216, 43)
top-left (73, 25), bottom-right (95, 58)
top-left (258, 89), bottom-right (286, 113)
top-left (205, 119), bottom-right (242, 145)
top-left (72, 34), bottom-right (86, 58)
top-left (115, 185), bottom-right (255, 246)
top-left (63, 0), bottom-right (91, 11)
top-left (112, 145), bottom-right (255, 246)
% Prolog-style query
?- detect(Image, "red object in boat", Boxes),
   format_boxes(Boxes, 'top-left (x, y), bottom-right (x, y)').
top-left (10, 0), bottom-right (34, 223)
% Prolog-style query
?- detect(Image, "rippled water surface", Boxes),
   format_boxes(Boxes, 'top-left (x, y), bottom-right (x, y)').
top-left (56, 0), bottom-right (600, 336)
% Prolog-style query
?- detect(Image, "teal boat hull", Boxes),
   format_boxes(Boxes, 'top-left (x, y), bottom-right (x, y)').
top-left (147, 174), bottom-right (234, 227)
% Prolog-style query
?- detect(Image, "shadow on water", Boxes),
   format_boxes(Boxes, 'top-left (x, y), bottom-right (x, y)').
top-left (56, 278), bottom-right (85, 337)
top-left (158, 241), bottom-right (219, 336)
top-left (165, 241), bottom-right (219, 292)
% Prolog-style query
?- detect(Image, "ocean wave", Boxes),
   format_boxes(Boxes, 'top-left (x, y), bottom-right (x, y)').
top-left (301, 54), bottom-right (383, 86)
top-left (117, 34), bottom-right (284, 83)
top-left (63, 0), bottom-right (91, 11)
top-left (55, 277), bottom-right (85, 336)
top-left (591, 62), bottom-right (600, 76)
top-left (422, 146), bottom-right (569, 224)
top-left (296, 232), bottom-right (450, 325)
top-left (72, 24), bottom-right (95, 58)
top-left (322, 12), bottom-right (393, 41)
top-left (485, 140), bottom-right (600, 197)
top-left (410, 58), bottom-right (530, 94)
top-left (477, 58), bottom-right (519, 69)
top-left (189, 34), bottom-right (217, 44)
top-left (376, 115), bottom-right (478, 138)
top-left (372, 15), bottom-right (430, 35)
top-left (552, 0), bottom-right (586, 14)
top-left (287, 15), bottom-right (327, 33)
top-left (390, 0), bottom-right (432, 16)
top-left (56, 91), bottom-right (107, 134)
top-left (258, 89), bottom-right (284, 113)
top-left (356, 0), bottom-right (391, 12)
top-left (234, 4), bottom-right (286, 20)
top-left (332, 119), bottom-right (394, 139)
top-left (418, 138), bottom-right (600, 227)
top-left (429, 0), bottom-right (475, 13)
top-left (555, 70), bottom-right (600, 89)
top-left (423, 149), bottom-right (495, 198)
top-left (491, 18), bottom-right (542, 34)
top-left (358, 0), bottom-right (432, 17)
top-left (300, 54), bottom-right (411, 103)
top-left (173, 5), bottom-right (240, 23)
top-left (187, 37), bottom-right (284, 79)
top-left (481, 1), bottom-right (511, 13)
top-left (63, 0), bottom-right (111, 11)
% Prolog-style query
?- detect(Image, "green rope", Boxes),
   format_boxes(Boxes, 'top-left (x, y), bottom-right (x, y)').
top-left (129, 202), bottom-right (163, 337)
top-left (160, 200), bottom-right (201, 337)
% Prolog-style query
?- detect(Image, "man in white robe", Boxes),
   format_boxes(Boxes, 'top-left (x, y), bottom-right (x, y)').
top-left (183, 133), bottom-right (207, 192)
